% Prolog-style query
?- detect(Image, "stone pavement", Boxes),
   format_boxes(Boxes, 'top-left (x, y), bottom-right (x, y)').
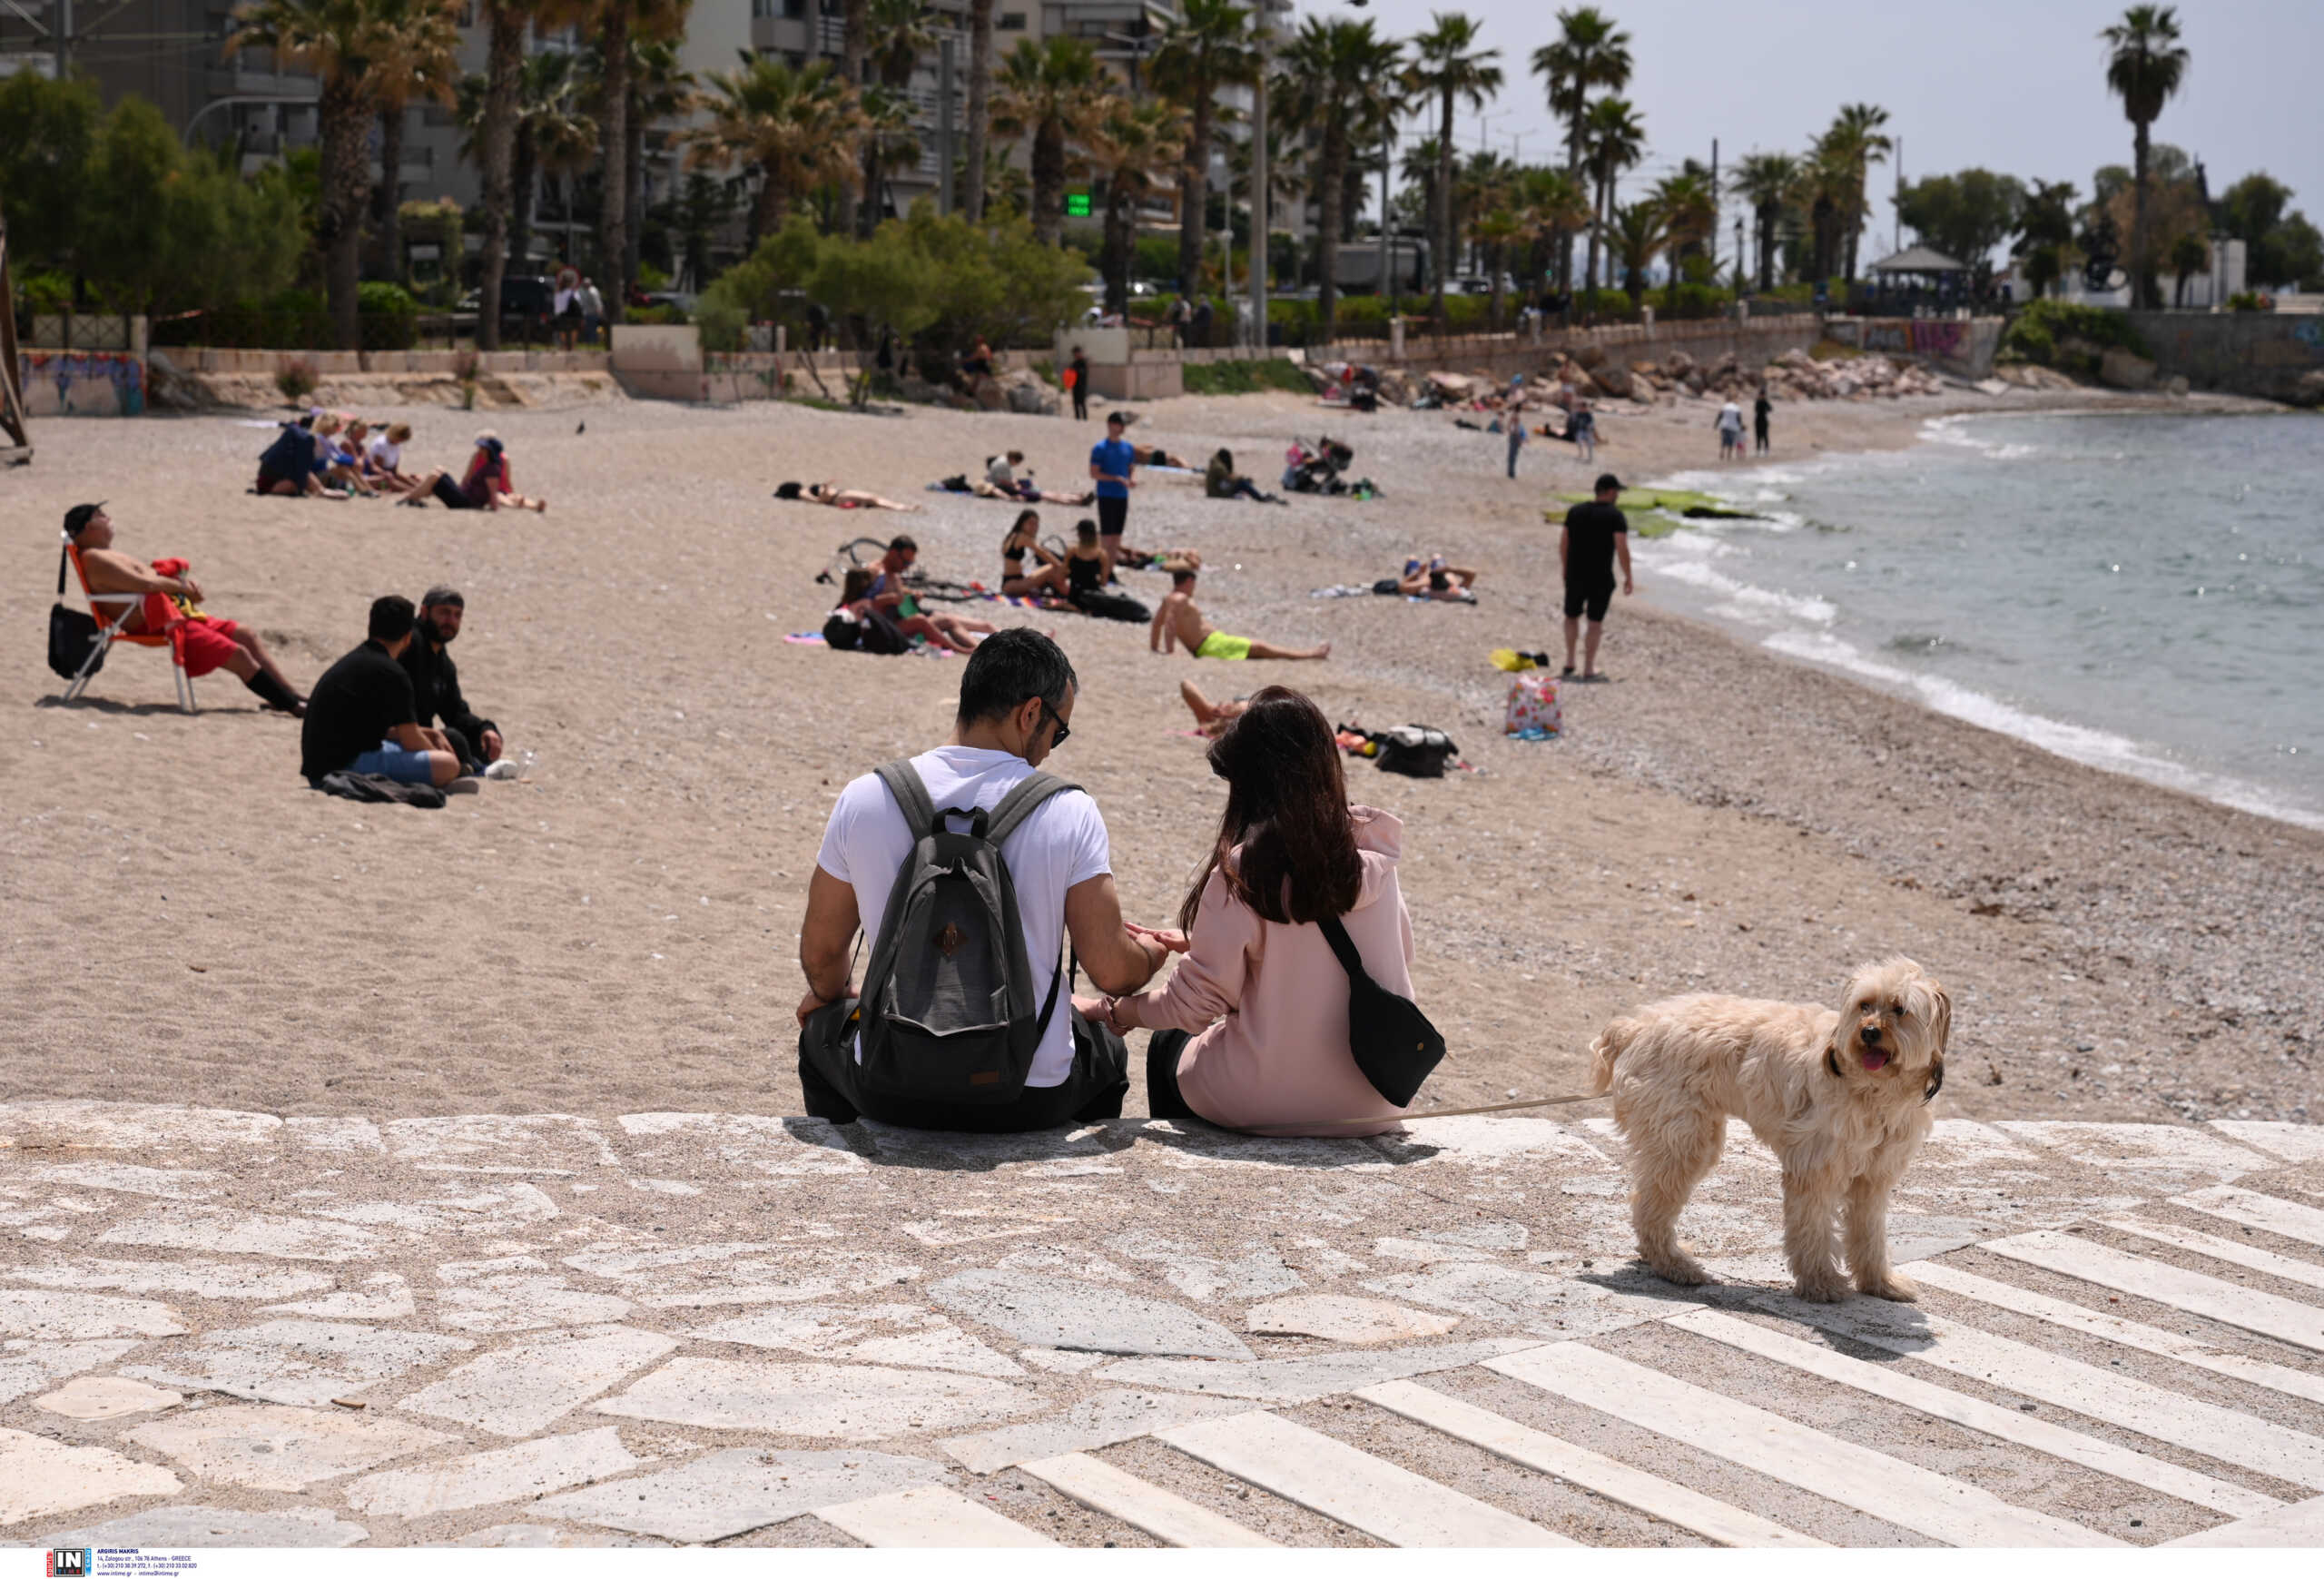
top-left (4, 1101), bottom-right (2322, 1548)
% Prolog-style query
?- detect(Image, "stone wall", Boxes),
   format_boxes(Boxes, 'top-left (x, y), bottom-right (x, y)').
top-left (2125, 311), bottom-right (2324, 402)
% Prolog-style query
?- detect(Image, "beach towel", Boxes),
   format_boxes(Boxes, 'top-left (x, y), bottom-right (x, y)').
top-left (783, 632), bottom-right (828, 646)
top-left (1310, 584), bottom-right (1375, 599)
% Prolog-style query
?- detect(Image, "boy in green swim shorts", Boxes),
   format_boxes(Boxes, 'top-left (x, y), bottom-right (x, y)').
top-left (1151, 568), bottom-right (1331, 662)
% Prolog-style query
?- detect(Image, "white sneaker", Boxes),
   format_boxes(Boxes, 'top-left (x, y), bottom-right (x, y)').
top-left (444, 776), bottom-right (482, 794)
top-left (483, 759), bottom-right (521, 780)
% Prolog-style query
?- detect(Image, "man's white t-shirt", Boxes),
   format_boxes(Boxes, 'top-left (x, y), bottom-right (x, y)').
top-left (815, 745), bottom-right (1109, 1088)
top-left (368, 435), bottom-right (401, 469)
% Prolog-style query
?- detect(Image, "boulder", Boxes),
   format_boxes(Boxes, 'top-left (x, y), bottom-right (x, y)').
top-left (1426, 370), bottom-right (1478, 398)
top-left (974, 380), bottom-right (1009, 411)
top-left (1006, 380), bottom-right (1057, 415)
top-left (1589, 362), bottom-right (1632, 398)
top-left (2099, 346), bottom-right (2157, 391)
top-left (1573, 344), bottom-right (1607, 370)
top-left (1663, 350), bottom-right (1696, 379)
top-left (2294, 369), bottom-right (2324, 408)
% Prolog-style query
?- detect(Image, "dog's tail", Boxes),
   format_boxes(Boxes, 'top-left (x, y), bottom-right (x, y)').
top-left (1588, 1018), bottom-right (1636, 1096)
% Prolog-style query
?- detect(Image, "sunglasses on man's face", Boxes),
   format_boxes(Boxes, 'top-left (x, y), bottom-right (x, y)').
top-left (1038, 697), bottom-right (1070, 749)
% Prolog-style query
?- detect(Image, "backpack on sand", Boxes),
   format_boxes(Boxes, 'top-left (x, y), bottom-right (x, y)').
top-left (1373, 725), bottom-right (1459, 778)
top-left (854, 760), bottom-right (1078, 1104)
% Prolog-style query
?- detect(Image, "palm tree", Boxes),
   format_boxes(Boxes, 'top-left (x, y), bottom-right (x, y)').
top-left (1085, 94), bottom-right (1185, 312)
top-left (589, 0), bottom-right (691, 325)
top-left (1606, 199), bottom-right (1664, 308)
top-left (1452, 149), bottom-right (1512, 280)
top-left (1732, 150), bottom-right (1798, 292)
top-left (991, 35), bottom-right (1103, 247)
top-left (231, 0), bottom-right (451, 347)
top-left (863, 0), bottom-right (937, 226)
top-left (1653, 169), bottom-right (1715, 309)
top-left (473, 0), bottom-right (554, 349)
top-left (1530, 5), bottom-right (1630, 297)
top-left (1276, 15), bottom-right (1401, 338)
top-left (1151, 0), bottom-right (1257, 295)
top-left (1226, 112), bottom-right (1306, 302)
top-left (1406, 11), bottom-right (1502, 321)
top-left (513, 51), bottom-right (598, 279)
top-left (367, 0), bottom-right (461, 281)
top-left (1513, 163), bottom-right (1590, 301)
top-left (686, 56), bottom-right (865, 244)
top-left (1816, 103), bottom-right (1890, 282)
top-left (964, 0), bottom-right (994, 221)
top-left (1580, 94), bottom-right (1642, 308)
top-left (2102, 5), bottom-right (2189, 310)
top-left (840, 0), bottom-right (869, 233)
top-left (1794, 138), bottom-right (1850, 285)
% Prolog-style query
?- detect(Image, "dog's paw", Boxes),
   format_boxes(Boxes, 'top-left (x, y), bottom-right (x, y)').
top-left (1858, 1272), bottom-right (1920, 1303)
top-left (1793, 1271), bottom-right (1852, 1304)
top-left (1646, 1255), bottom-right (1713, 1287)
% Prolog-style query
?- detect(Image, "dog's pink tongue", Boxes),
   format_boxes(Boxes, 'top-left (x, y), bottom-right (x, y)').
top-left (1860, 1049), bottom-right (1891, 1071)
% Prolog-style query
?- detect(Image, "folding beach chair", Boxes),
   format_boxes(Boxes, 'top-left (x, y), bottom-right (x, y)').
top-left (58, 534), bottom-right (197, 714)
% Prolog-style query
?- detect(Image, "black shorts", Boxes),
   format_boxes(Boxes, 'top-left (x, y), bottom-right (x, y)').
top-left (1563, 578), bottom-right (1614, 622)
top-left (1097, 494), bottom-right (1128, 539)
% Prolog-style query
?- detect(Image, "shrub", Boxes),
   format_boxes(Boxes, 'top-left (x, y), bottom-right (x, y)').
top-left (626, 302), bottom-right (685, 326)
top-left (2226, 291), bottom-right (2268, 312)
top-left (275, 356), bottom-right (319, 405)
top-left (2000, 300), bottom-right (2150, 370)
top-left (17, 269), bottom-right (73, 316)
top-left (356, 281), bottom-right (419, 351)
top-left (1181, 358), bottom-right (1313, 396)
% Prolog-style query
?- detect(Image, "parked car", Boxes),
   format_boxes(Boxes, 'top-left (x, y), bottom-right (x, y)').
top-left (457, 276), bottom-right (558, 342)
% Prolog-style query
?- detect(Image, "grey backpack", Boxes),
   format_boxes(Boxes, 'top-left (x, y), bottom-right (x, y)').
top-left (853, 759), bottom-right (1077, 1104)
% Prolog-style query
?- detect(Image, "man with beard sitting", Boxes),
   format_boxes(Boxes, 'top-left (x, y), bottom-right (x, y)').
top-left (399, 585), bottom-right (506, 775)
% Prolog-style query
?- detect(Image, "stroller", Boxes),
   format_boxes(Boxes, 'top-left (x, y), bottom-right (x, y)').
top-left (1282, 436), bottom-right (1378, 499)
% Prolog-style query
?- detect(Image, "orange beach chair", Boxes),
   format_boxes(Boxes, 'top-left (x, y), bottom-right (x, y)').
top-left (59, 533), bottom-right (196, 714)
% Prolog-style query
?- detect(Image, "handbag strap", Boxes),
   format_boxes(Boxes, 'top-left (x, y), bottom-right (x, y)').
top-left (1315, 913), bottom-right (1373, 988)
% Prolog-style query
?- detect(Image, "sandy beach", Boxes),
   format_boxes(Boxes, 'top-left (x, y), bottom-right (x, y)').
top-left (5, 379), bottom-right (2316, 1126)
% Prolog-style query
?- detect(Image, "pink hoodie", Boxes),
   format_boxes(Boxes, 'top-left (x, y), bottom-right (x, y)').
top-left (1130, 806), bottom-right (1413, 1138)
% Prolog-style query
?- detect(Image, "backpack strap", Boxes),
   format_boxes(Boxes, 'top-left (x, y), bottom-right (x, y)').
top-left (1316, 913), bottom-right (1373, 987)
top-left (982, 769), bottom-right (1080, 847)
top-left (873, 758), bottom-right (938, 843)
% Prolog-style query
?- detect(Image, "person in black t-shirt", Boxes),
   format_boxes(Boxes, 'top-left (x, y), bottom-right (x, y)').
top-left (300, 596), bottom-right (464, 786)
top-left (1559, 473), bottom-right (1635, 682)
top-left (399, 585), bottom-right (502, 772)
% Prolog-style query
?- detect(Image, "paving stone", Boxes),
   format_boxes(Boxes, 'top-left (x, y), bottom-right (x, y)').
top-left (855, 1121), bottom-right (1130, 1171)
top-left (397, 1325), bottom-right (676, 1438)
top-left (594, 1358), bottom-right (1036, 1442)
top-left (0, 1341), bottom-right (139, 1406)
top-left (284, 1117), bottom-right (384, 1154)
top-left (33, 1375), bottom-right (182, 1421)
top-left (435, 1276), bottom-right (632, 1334)
top-left (313, 1182), bottom-right (563, 1236)
top-left (615, 1112), bottom-right (871, 1176)
top-left (532, 1447), bottom-right (950, 1544)
top-left (1994, 1120), bottom-right (2274, 1183)
top-left (1360, 1262), bottom-right (1669, 1338)
top-left (264, 1275), bottom-right (417, 1320)
top-left (563, 1241), bottom-right (922, 1308)
top-left (939, 1388), bottom-right (1255, 1475)
top-left (1017, 1348), bottom-right (1108, 1374)
top-left (18, 1162), bottom-right (224, 1200)
top-left (1144, 1130), bottom-right (1393, 1172)
top-left (5, 1258), bottom-right (335, 1301)
top-left (99, 1207), bottom-right (383, 1261)
top-left (689, 1304), bottom-right (1022, 1377)
top-left (125, 1318), bottom-right (474, 1406)
top-left (54, 1505), bottom-right (369, 1547)
top-left (126, 1403), bottom-right (452, 1493)
top-left (431, 1523), bottom-right (657, 1547)
top-left (1105, 1235), bottom-right (1305, 1303)
top-left (1382, 1116), bottom-right (1614, 1168)
top-left (344, 1426), bottom-right (643, 1518)
top-left (0, 1101), bottom-right (281, 1153)
top-left (1094, 1337), bottom-right (1545, 1402)
top-left (0, 1426), bottom-right (182, 1526)
top-left (2209, 1121), bottom-right (2324, 1165)
top-left (1246, 1296), bottom-right (1462, 1344)
top-left (929, 1268), bottom-right (1254, 1360)
top-left (0, 1288), bottom-right (188, 1340)
top-left (384, 1115), bottom-right (621, 1176)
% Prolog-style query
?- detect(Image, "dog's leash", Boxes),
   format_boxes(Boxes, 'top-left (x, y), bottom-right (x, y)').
top-left (1395, 1090), bottom-right (1606, 1120)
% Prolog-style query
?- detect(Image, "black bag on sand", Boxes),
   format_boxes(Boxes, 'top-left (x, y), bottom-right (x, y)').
top-left (1374, 725), bottom-right (1458, 778)
top-left (1070, 590), bottom-right (1149, 623)
top-left (1318, 913), bottom-right (1444, 1106)
top-left (1371, 577), bottom-right (1401, 596)
top-left (822, 612), bottom-right (862, 650)
top-left (313, 771), bottom-right (446, 809)
top-left (858, 606), bottom-right (910, 655)
top-left (853, 760), bottom-right (1078, 1104)
top-left (48, 548), bottom-right (103, 681)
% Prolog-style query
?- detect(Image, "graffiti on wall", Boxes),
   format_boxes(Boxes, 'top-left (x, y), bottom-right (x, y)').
top-left (2295, 319), bottom-right (2324, 353)
top-left (18, 352), bottom-right (147, 416)
top-left (1863, 320), bottom-right (1970, 359)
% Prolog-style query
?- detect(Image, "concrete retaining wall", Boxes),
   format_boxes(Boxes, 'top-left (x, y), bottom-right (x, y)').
top-left (2125, 311), bottom-right (2324, 401)
top-left (1825, 315), bottom-right (2004, 378)
top-left (167, 347), bottom-right (611, 376)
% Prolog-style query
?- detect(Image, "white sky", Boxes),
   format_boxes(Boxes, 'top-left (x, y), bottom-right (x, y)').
top-left (1301, 0), bottom-right (2322, 262)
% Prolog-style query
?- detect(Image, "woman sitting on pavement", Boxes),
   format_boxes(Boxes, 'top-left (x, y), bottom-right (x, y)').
top-left (1000, 509), bottom-right (1069, 598)
top-left (1087, 686), bottom-right (1415, 1137)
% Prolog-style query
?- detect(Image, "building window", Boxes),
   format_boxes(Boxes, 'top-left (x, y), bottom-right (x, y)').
top-left (998, 11), bottom-right (1027, 29)
top-left (785, 0), bottom-right (806, 15)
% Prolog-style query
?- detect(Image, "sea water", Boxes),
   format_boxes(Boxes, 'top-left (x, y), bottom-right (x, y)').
top-left (1635, 410), bottom-right (2324, 831)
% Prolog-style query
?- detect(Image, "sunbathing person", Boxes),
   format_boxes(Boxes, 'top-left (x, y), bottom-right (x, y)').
top-left (1000, 510), bottom-right (1069, 598)
top-left (63, 503), bottom-right (307, 715)
top-left (1396, 555), bottom-right (1481, 602)
top-left (833, 569), bottom-right (983, 654)
top-left (1136, 444), bottom-right (1195, 470)
top-left (414, 434), bottom-right (547, 512)
top-left (1151, 567), bottom-right (1329, 662)
top-left (776, 479), bottom-right (921, 512)
top-left (254, 414), bottom-right (344, 498)
top-left (1179, 679), bottom-right (1251, 737)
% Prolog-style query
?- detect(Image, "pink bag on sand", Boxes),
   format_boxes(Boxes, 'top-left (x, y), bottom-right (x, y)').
top-left (1504, 672), bottom-right (1561, 735)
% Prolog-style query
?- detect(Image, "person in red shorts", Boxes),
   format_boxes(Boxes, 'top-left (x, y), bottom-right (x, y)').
top-left (64, 504), bottom-right (306, 715)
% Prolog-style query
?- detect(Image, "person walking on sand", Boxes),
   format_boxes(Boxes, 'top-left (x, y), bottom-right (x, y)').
top-left (1716, 399), bottom-right (1746, 461)
top-left (1505, 389), bottom-right (1528, 479)
top-left (1754, 388), bottom-right (1773, 455)
top-left (1568, 401), bottom-right (1597, 465)
top-left (1560, 473), bottom-right (1634, 682)
top-left (1068, 345), bottom-right (1091, 421)
top-left (1088, 411), bottom-right (1138, 582)
top-left (1152, 567), bottom-right (1329, 662)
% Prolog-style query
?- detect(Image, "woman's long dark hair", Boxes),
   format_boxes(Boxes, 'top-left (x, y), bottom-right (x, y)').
top-left (1007, 508), bottom-right (1039, 540)
top-left (1180, 686), bottom-right (1362, 933)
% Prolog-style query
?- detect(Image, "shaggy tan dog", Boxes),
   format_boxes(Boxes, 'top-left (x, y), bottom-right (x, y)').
top-left (1589, 958), bottom-right (1950, 1303)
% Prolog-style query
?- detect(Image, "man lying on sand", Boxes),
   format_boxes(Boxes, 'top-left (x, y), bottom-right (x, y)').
top-left (1179, 679), bottom-right (1250, 737)
top-left (1151, 567), bottom-right (1329, 662)
top-left (1397, 556), bottom-right (1480, 602)
top-left (776, 480), bottom-right (921, 512)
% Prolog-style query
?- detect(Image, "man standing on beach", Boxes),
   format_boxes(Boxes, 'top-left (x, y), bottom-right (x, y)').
top-left (1716, 400), bottom-right (1745, 461)
top-left (1559, 473), bottom-right (1633, 682)
top-left (1068, 345), bottom-right (1090, 421)
top-left (1088, 412), bottom-right (1137, 582)
top-left (1754, 388), bottom-right (1773, 455)
top-left (1505, 388), bottom-right (1528, 479)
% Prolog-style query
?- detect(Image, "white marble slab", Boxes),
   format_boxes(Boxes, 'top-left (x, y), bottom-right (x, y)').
top-left (594, 1357), bottom-right (1035, 1442)
top-left (125, 1403), bottom-right (451, 1492)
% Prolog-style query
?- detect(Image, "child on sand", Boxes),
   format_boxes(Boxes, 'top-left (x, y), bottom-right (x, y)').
top-left (1151, 567), bottom-right (1329, 662)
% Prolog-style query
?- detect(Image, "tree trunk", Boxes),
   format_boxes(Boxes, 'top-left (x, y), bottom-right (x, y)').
top-left (1105, 185), bottom-right (1129, 313)
top-left (2130, 119), bottom-right (2151, 310)
top-left (862, 132), bottom-right (883, 232)
top-left (965, 0), bottom-right (993, 222)
top-left (375, 102), bottom-right (406, 281)
top-left (318, 74), bottom-right (368, 350)
top-left (1560, 110), bottom-right (1584, 298)
top-left (1315, 127), bottom-right (1344, 340)
top-left (1583, 171), bottom-right (1605, 318)
top-left (510, 124), bottom-right (538, 291)
top-left (596, 8), bottom-right (631, 324)
top-left (1177, 90), bottom-right (1210, 293)
top-left (1031, 120), bottom-right (1063, 245)
top-left (841, 0), bottom-right (868, 236)
top-left (625, 84), bottom-right (646, 283)
top-left (477, 5), bottom-right (525, 350)
top-left (1487, 241), bottom-right (1503, 330)
top-left (1757, 207), bottom-right (1774, 293)
top-left (1432, 91), bottom-right (1452, 320)
top-left (753, 165), bottom-right (783, 246)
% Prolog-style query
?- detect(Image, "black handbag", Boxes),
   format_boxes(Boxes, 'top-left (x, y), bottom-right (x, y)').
top-left (48, 546), bottom-right (103, 681)
top-left (1317, 913), bottom-right (1444, 1106)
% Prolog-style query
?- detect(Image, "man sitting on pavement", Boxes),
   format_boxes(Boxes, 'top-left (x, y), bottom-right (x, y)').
top-left (1151, 567), bottom-right (1330, 662)
top-left (794, 628), bottom-right (1167, 1131)
top-left (64, 503), bottom-right (307, 715)
top-left (399, 585), bottom-right (504, 774)
top-left (300, 596), bottom-right (467, 789)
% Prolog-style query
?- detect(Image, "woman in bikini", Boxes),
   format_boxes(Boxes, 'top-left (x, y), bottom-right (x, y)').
top-left (1000, 510), bottom-right (1068, 598)
top-left (777, 480), bottom-right (921, 512)
top-left (1061, 518), bottom-right (1112, 608)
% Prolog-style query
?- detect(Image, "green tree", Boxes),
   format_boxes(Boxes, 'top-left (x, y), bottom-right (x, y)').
top-left (588, 0), bottom-right (692, 324)
top-left (2101, 4), bottom-right (2189, 310)
top-left (1652, 169), bottom-right (1715, 310)
top-left (1895, 169), bottom-right (2028, 281)
top-left (863, 0), bottom-right (937, 227)
top-left (1084, 94), bottom-right (1184, 314)
top-left (1606, 199), bottom-right (1665, 307)
top-left (991, 35), bottom-right (1103, 248)
top-left (1733, 151), bottom-right (1800, 292)
top-left (964, 0), bottom-right (994, 221)
top-left (1406, 11), bottom-right (1502, 321)
top-left (471, 0), bottom-right (542, 348)
top-left (1151, 0), bottom-right (1257, 295)
top-left (2166, 228), bottom-right (2210, 307)
top-left (2013, 179), bottom-right (2079, 301)
top-left (1814, 103), bottom-right (1891, 281)
top-left (0, 69), bottom-right (103, 277)
top-left (367, 0), bottom-right (462, 280)
top-left (1580, 94), bottom-right (1643, 305)
top-left (686, 56), bottom-right (865, 245)
top-left (1275, 15), bottom-right (1403, 337)
top-left (1529, 5), bottom-right (1630, 298)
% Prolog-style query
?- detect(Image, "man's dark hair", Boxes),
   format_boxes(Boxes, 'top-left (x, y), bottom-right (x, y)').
top-left (887, 534), bottom-right (918, 554)
top-left (420, 584), bottom-right (464, 609)
top-left (1172, 567), bottom-right (1197, 588)
top-left (956, 627), bottom-right (1076, 726)
top-left (369, 595), bottom-right (417, 643)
